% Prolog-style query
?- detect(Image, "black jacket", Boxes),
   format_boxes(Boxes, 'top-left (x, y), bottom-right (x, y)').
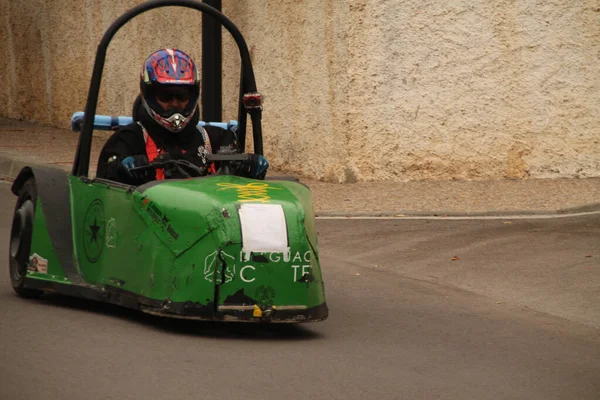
top-left (96, 103), bottom-right (238, 185)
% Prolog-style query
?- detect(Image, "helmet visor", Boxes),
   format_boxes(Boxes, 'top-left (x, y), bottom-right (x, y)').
top-left (155, 86), bottom-right (192, 103)
top-left (148, 84), bottom-right (199, 119)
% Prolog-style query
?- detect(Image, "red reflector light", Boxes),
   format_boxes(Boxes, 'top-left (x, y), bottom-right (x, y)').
top-left (243, 93), bottom-right (262, 109)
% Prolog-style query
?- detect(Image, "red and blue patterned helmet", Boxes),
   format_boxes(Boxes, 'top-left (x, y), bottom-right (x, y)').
top-left (140, 48), bottom-right (200, 132)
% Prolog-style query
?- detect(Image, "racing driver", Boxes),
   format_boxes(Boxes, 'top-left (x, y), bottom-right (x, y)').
top-left (96, 48), bottom-right (268, 185)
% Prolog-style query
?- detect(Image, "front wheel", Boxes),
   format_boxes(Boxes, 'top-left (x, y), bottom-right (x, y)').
top-left (9, 178), bottom-right (42, 298)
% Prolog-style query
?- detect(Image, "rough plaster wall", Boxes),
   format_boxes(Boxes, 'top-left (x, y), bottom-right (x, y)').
top-left (225, 0), bottom-right (599, 182)
top-left (0, 0), bottom-right (204, 122)
top-left (1, 0), bottom-right (598, 182)
top-left (222, 0), bottom-right (350, 180)
top-left (343, 0), bottom-right (600, 181)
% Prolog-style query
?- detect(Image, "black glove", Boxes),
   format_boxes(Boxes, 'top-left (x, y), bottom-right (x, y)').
top-left (180, 151), bottom-right (205, 167)
top-left (121, 155), bottom-right (151, 181)
top-left (238, 154), bottom-right (269, 180)
top-left (161, 150), bottom-right (208, 178)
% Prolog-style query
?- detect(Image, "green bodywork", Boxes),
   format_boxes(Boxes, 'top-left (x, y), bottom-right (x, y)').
top-left (24, 175), bottom-right (327, 322)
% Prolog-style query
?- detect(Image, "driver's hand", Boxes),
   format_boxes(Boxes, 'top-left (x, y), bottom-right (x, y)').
top-left (243, 154), bottom-right (269, 180)
top-left (155, 152), bottom-right (171, 163)
top-left (121, 155), bottom-right (150, 180)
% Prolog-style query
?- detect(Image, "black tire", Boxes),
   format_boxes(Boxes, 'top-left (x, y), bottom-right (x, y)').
top-left (9, 177), bottom-right (43, 298)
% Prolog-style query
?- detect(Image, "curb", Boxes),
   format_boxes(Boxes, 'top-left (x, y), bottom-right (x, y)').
top-left (2, 153), bottom-right (599, 218)
top-left (314, 204), bottom-right (600, 219)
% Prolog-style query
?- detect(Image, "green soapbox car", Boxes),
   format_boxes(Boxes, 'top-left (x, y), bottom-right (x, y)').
top-left (8, 0), bottom-right (327, 323)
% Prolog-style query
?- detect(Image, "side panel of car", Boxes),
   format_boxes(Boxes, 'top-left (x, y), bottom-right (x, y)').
top-left (69, 177), bottom-right (218, 306)
top-left (69, 177), bottom-right (161, 293)
top-left (25, 198), bottom-right (69, 283)
top-left (10, 167), bottom-right (81, 291)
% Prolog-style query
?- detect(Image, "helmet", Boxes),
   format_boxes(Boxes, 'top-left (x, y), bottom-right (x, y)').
top-left (140, 48), bottom-right (200, 132)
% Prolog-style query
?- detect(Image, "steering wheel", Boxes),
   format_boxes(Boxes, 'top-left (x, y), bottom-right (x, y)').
top-left (128, 152), bottom-right (252, 178)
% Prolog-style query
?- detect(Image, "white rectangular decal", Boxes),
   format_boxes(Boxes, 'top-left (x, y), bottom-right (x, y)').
top-left (239, 203), bottom-right (289, 254)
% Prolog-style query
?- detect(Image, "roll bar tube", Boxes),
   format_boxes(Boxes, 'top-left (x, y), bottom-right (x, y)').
top-left (73, 0), bottom-right (262, 177)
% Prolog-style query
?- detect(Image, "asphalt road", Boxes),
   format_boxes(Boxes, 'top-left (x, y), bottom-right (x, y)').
top-left (0, 182), bottom-right (599, 400)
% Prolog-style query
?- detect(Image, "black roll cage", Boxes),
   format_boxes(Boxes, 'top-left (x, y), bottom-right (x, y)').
top-left (72, 0), bottom-right (263, 177)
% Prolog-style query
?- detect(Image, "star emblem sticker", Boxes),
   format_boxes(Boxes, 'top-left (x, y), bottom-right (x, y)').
top-left (83, 199), bottom-right (105, 263)
top-left (90, 218), bottom-right (100, 244)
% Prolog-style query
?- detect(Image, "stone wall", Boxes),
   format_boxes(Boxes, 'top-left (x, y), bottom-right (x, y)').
top-left (1, 0), bottom-right (598, 182)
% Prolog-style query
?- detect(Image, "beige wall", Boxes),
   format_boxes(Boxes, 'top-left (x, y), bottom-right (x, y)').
top-left (0, 0), bottom-right (205, 126)
top-left (1, 0), bottom-right (598, 182)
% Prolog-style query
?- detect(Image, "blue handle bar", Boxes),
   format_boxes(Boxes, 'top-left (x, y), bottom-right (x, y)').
top-left (71, 112), bottom-right (238, 132)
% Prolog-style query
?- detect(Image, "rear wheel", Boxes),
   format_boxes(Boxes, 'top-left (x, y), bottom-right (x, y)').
top-left (9, 178), bottom-right (42, 298)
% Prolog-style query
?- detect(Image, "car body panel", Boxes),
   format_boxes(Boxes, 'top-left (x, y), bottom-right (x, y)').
top-left (25, 198), bottom-right (70, 283)
top-left (20, 174), bottom-right (327, 322)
